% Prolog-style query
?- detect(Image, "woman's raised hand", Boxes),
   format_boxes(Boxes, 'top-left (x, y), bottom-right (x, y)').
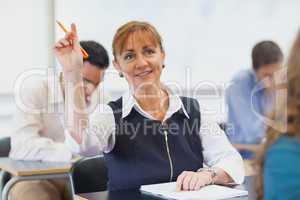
top-left (54, 23), bottom-right (83, 72)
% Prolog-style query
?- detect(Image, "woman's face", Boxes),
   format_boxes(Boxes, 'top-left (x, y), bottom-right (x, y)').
top-left (114, 32), bottom-right (165, 91)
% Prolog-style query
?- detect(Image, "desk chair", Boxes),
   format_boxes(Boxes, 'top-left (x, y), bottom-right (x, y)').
top-left (0, 137), bottom-right (10, 157)
top-left (0, 137), bottom-right (11, 199)
top-left (71, 155), bottom-right (108, 194)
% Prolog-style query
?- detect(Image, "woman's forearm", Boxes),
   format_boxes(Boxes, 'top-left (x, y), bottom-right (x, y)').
top-left (64, 69), bottom-right (88, 144)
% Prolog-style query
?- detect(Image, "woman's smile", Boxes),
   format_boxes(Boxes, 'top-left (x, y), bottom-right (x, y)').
top-left (134, 69), bottom-right (153, 78)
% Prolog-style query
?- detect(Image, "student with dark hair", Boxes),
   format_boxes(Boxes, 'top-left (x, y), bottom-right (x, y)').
top-left (9, 40), bottom-right (110, 200)
top-left (225, 41), bottom-right (283, 159)
top-left (252, 41), bottom-right (284, 71)
top-left (80, 40), bottom-right (109, 69)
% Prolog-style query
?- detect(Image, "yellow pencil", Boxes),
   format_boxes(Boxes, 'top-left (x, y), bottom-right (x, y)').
top-left (56, 20), bottom-right (89, 59)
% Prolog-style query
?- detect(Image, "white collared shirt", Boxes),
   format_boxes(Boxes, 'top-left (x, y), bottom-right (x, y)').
top-left (9, 71), bottom-right (111, 162)
top-left (66, 87), bottom-right (245, 184)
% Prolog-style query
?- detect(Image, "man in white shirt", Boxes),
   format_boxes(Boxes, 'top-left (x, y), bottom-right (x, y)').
top-left (8, 41), bottom-right (110, 200)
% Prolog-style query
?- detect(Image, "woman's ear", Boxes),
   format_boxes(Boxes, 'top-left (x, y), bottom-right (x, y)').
top-left (113, 60), bottom-right (121, 72)
top-left (113, 60), bottom-right (124, 77)
top-left (161, 51), bottom-right (165, 69)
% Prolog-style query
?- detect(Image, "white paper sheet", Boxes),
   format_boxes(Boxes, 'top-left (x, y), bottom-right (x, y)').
top-left (141, 182), bottom-right (248, 200)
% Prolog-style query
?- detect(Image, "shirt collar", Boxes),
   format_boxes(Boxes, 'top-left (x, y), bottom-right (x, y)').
top-left (250, 69), bottom-right (258, 82)
top-left (250, 68), bottom-right (268, 92)
top-left (121, 84), bottom-right (190, 120)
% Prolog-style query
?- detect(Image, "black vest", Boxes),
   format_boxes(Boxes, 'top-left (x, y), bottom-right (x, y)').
top-left (104, 96), bottom-right (204, 190)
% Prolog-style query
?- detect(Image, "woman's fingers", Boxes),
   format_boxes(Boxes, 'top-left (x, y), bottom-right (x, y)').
top-left (54, 23), bottom-right (80, 51)
top-left (60, 38), bottom-right (71, 47)
top-left (54, 41), bottom-right (63, 49)
top-left (64, 31), bottom-right (73, 40)
top-left (54, 38), bottom-right (71, 49)
top-left (189, 175), bottom-right (199, 190)
top-left (176, 171), bottom-right (188, 191)
top-left (176, 171), bottom-right (212, 191)
top-left (71, 23), bottom-right (78, 39)
top-left (182, 173), bottom-right (193, 191)
top-left (70, 23), bottom-right (82, 52)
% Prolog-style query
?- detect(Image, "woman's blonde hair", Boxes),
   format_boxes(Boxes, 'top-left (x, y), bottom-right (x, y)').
top-left (256, 31), bottom-right (300, 200)
top-left (112, 21), bottom-right (164, 59)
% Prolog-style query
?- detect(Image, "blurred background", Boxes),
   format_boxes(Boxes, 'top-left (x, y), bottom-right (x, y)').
top-left (1, 0), bottom-right (300, 137)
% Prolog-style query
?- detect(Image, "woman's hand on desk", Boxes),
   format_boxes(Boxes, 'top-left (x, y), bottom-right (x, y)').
top-left (176, 171), bottom-right (212, 191)
top-left (54, 23), bottom-right (83, 73)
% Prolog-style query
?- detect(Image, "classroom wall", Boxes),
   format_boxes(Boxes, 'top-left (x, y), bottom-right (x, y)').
top-left (54, 0), bottom-right (300, 92)
top-left (52, 0), bottom-right (300, 127)
top-left (2, 0), bottom-right (300, 137)
top-left (0, 0), bottom-right (54, 136)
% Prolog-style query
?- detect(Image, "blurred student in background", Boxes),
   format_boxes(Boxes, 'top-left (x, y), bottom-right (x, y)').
top-left (225, 41), bottom-right (283, 159)
top-left (256, 31), bottom-right (300, 200)
top-left (9, 41), bottom-right (110, 200)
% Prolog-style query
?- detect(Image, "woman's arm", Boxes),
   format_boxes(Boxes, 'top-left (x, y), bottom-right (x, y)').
top-left (54, 23), bottom-right (87, 143)
top-left (199, 112), bottom-right (245, 184)
top-left (54, 24), bottom-right (116, 156)
top-left (63, 103), bottom-right (117, 156)
top-left (175, 167), bottom-right (233, 191)
top-left (176, 103), bottom-right (245, 191)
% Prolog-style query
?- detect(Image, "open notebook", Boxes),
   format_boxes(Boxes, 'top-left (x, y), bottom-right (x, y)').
top-left (141, 182), bottom-right (248, 200)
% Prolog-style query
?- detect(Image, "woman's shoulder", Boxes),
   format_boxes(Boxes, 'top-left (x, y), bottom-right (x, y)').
top-left (264, 135), bottom-right (300, 199)
top-left (268, 135), bottom-right (300, 153)
top-left (265, 135), bottom-right (300, 168)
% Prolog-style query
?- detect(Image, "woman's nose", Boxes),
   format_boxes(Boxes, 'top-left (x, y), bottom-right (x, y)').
top-left (135, 54), bottom-right (148, 68)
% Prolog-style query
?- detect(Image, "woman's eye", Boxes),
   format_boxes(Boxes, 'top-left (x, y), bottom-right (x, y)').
top-left (145, 49), bottom-right (155, 55)
top-left (124, 53), bottom-right (134, 61)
